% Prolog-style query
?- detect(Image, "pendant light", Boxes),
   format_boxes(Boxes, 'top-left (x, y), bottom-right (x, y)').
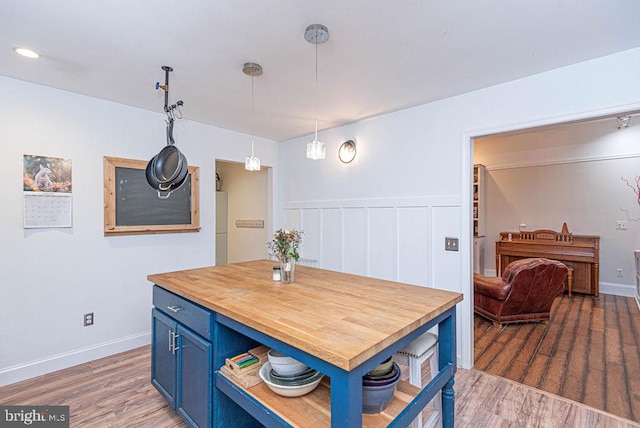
top-left (243, 62), bottom-right (262, 171)
top-left (305, 24), bottom-right (329, 160)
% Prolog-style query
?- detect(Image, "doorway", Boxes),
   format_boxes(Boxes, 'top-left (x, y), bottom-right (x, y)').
top-left (215, 160), bottom-right (270, 264)
top-left (468, 110), bottom-right (640, 422)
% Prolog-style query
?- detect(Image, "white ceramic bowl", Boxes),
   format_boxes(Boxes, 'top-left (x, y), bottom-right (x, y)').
top-left (259, 362), bottom-right (323, 397)
top-left (267, 349), bottom-right (309, 377)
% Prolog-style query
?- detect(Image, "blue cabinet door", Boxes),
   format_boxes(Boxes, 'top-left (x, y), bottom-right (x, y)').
top-left (177, 324), bottom-right (213, 428)
top-left (151, 308), bottom-right (177, 407)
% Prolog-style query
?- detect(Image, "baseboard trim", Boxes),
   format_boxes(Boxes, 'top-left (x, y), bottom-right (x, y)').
top-left (0, 332), bottom-right (151, 387)
top-left (476, 273), bottom-right (634, 298)
top-left (599, 282), bottom-right (635, 297)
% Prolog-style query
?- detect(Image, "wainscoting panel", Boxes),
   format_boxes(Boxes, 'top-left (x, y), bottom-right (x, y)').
top-left (321, 208), bottom-right (342, 271)
top-left (343, 207), bottom-right (367, 275)
top-left (282, 209), bottom-right (301, 231)
top-left (301, 208), bottom-right (321, 263)
top-left (368, 207), bottom-right (396, 281)
top-left (432, 205), bottom-right (462, 293)
top-left (397, 206), bottom-right (431, 286)
top-left (282, 196), bottom-right (460, 288)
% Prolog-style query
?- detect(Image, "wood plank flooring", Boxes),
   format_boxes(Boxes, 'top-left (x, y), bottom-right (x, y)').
top-left (0, 346), bottom-right (184, 427)
top-left (1, 344), bottom-right (638, 427)
top-left (474, 293), bottom-right (640, 424)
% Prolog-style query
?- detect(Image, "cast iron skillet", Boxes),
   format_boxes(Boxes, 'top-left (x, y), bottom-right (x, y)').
top-left (145, 154), bottom-right (160, 189)
top-left (146, 151), bottom-right (189, 199)
top-left (153, 119), bottom-right (184, 184)
top-left (145, 119), bottom-right (189, 198)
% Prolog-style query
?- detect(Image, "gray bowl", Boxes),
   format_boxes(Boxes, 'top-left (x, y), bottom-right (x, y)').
top-left (362, 364), bottom-right (401, 414)
top-left (362, 381), bottom-right (399, 414)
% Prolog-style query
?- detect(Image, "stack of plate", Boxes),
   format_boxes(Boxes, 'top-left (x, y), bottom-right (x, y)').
top-left (259, 362), bottom-right (324, 397)
top-left (362, 358), bottom-right (401, 414)
top-left (259, 349), bottom-right (325, 397)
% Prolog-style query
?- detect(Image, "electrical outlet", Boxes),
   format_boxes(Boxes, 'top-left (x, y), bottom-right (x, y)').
top-left (616, 221), bottom-right (627, 230)
top-left (616, 268), bottom-right (623, 278)
top-left (445, 237), bottom-right (459, 251)
top-left (84, 312), bottom-right (94, 327)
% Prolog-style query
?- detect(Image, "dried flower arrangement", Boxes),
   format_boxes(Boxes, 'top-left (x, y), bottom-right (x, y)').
top-left (267, 229), bottom-right (303, 262)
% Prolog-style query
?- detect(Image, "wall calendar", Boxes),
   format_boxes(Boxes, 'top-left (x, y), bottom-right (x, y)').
top-left (23, 154), bottom-right (73, 229)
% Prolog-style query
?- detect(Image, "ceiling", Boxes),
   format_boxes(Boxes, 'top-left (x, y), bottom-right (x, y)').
top-left (2, 1), bottom-right (640, 142)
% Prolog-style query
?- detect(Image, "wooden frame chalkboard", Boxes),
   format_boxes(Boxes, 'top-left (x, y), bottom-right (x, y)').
top-left (103, 156), bottom-right (200, 236)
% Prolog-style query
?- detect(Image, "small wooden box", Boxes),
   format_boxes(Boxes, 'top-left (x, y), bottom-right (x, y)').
top-left (225, 345), bottom-right (269, 373)
top-left (219, 345), bottom-right (269, 389)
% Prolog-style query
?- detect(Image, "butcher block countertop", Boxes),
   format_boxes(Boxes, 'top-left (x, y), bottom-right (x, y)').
top-left (148, 259), bottom-right (463, 371)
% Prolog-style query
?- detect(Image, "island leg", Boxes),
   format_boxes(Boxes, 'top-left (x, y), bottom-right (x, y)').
top-left (330, 370), bottom-right (363, 427)
top-left (442, 377), bottom-right (455, 427)
top-left (438, 309), bottom-right (457, 428)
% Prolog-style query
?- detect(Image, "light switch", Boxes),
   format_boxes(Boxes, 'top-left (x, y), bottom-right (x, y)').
top-left (445, 237), bottom-right (459, 251)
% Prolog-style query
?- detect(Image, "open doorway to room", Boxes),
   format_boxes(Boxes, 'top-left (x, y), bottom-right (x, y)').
top-left (215, 160), bottom-right (271, 265)
top-left (469, 112), bottom-right (640, 423)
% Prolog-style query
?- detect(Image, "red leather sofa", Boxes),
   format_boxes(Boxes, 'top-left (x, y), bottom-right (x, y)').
top-left (474, 258), bottom-right (568, 327)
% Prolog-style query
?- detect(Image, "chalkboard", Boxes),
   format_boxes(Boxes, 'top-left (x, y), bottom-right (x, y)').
top-left (103, 156), bottom-right (200, 235)
top-left (115, 167), bottom-right (192, 225)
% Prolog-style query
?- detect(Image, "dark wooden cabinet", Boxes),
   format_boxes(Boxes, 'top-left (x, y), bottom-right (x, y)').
top-left (495, 228), bottom-right (599, 297)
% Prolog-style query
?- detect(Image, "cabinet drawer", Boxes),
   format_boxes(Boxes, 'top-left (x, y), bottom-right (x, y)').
top-left (153, 286), bottom-right (214, 340)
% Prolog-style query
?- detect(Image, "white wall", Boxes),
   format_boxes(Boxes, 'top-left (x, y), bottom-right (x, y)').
top-left (0, 75), bottom-right (279, 386)
top-left (278, 47), bottom-right (640, 369)
top-left (475, 120), bottom-right (640, 297)
top-left (3, 46), bottom-right (640, 383)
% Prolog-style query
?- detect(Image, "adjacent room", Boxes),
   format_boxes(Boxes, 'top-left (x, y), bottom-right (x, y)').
top-left (1, 1), bottom-right (639, 427)
top-left (473, 117), bottom-right (640, 421)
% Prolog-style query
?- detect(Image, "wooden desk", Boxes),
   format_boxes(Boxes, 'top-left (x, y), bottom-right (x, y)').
top-left (149, 260), bottom-right (463, 427)
top-left (495, 230), bottom-right (599, 297)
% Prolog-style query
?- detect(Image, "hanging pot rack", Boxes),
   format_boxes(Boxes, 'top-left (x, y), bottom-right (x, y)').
top-left (156, 66), bottom-right (184, 121)
top-left (146, 65), bottom-right (189, 199)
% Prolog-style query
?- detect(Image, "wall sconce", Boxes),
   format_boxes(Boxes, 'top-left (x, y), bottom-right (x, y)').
top-left (616, 115), bottom-right (630, 129)
top-left (338, 139), bottom-right (357, 163)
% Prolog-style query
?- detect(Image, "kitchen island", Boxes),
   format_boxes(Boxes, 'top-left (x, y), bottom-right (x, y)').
top-left (148, 260), bottom-right (463, 427)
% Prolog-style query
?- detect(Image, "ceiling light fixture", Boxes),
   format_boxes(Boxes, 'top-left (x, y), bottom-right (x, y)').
top-left (338, 139), bottom-right (357, 163)
top-left (14, 47), bottom-right (40, 59)
top-left (616, 115), bottom-right (630, 129)
top-left (243, 62), bottom-right (262, 171)
top-left (305, 24), bottom-right (329, 160)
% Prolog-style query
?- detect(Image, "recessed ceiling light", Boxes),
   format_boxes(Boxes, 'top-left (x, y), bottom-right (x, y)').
top-left (14, 47), bottom-right (40, 59)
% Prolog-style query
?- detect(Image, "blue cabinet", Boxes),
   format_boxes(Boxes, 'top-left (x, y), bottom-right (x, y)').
top-left (151, 309), bottom-right (176, 407)
top-left (152, 288), bottom-right (213, 428)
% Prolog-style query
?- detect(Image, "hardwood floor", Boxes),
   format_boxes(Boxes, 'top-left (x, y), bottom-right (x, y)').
top-left (1, 344), bottom-right (639, 427)
top-left (0, 346), bottom-right (184, 428)
top-left (474, 293), bottom-right (640, 424)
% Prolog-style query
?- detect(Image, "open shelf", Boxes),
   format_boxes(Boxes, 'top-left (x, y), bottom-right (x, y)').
top-left (217, 369), bottom-right (421, 427)
top-left (473, 164), bottom-right (485, 237)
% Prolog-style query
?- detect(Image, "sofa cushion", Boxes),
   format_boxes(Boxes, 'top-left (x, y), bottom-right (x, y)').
top-left (474, 273), bottom-right (510, 301)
